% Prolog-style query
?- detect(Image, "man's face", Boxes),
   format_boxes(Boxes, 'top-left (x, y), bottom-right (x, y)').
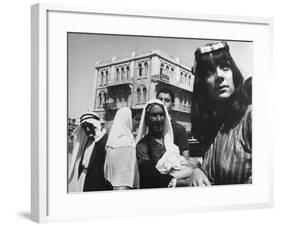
top-left (132, 115), bottom-right (141, 133)
top-left (81, 122), bottom-right (96, 138)
top-left (157, 93), bottom-right (173, 113)
top-left (147, 104), bottom-right (165, 135)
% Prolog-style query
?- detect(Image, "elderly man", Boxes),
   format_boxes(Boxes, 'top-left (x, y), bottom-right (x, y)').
top-left (136, 99), bottom-right (195, 189)
top-left (68, 112), bottom-right (112, 192)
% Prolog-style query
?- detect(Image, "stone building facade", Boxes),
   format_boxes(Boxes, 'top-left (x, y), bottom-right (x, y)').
top-left (92, 49), bottom-right (194, 136)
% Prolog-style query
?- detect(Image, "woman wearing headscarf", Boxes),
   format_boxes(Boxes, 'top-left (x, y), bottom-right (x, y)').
top-left (190, 41), bottom-right (252, 186)
top-left (104, 107), bottom-right (139, 190)
top-left (136, 99), bottom-right (196, 188)
top-left (68, 112), bottom-right (112, 192)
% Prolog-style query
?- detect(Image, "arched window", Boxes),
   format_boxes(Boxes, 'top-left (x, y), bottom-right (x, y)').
top-left (136, 88), bottom-right (141, 104)
top-left (171, 68), bottom-right (174, 77)
top-left (160, 63), bottom-right (164, 75)
top-left (116, 68), bottom-right (120, 81)
top-left (138, 63), bottom-right (143, 77)
top-left (179, 94), bottom-right (183, 105)
top-left (144, 62), bottom-right (148, 77)
top-left (98, 92), bottom-right (102, 107)
top-left (142, 87), bottom-right (147, 103)
top-left (188, 75), bottom-right (191, 86)
top-left (126, 66), bottom-right (130, 80)
top-left (181, 94), bottom-right (185, 105)
top-left (184, 74), bottom-right (187, 85)
top-left (180, 72), bottom-right (183, 83)
top-left (105, 71), bottom-right (108, 84)
top-left (121, 67), bottom-right (125, 81)
top-left (100, 72), bottom-right (104, 86)
top-left (186, 97), bottom-right (190, 106)
top-left (103, 92), bottom-right (107, 104)
top-left (166, 65), bottom-right (169, 76)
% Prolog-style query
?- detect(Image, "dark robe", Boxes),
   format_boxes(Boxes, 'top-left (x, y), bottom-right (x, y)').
top-left (78, 134), bottom-right (113, 191)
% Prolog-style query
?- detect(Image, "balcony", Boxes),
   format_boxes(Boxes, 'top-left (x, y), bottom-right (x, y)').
top-left (132, 103), bottom-right (146, 109)
top-left (152, 74), bottom-right (191, 92)
top-left (106, 79), bottom-right (133, 88)
top-left (172, 105), bottom-right (191, 113)
top-left (151, 74), bottom-right (169, 83)
top-left (103, 102), bottom-right (117, 110)
top-left (103, 102), bottom-right (131, 110)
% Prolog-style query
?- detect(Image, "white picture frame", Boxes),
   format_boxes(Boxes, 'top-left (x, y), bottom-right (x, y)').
top-left (31, 3), bottom-right (274, 223)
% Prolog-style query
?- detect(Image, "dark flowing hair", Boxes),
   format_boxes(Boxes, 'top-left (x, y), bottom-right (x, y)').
top-left (191, 42), bottom-right (252, 145)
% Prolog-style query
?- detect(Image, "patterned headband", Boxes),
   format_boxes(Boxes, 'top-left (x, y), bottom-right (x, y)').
top-left (196, 41), bottom-right (228, 55)
top-left (192, 41), bottom-right (229, 74)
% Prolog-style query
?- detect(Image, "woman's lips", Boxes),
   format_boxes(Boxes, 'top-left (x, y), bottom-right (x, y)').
top-left (215, 85), bottom-right (228, 91)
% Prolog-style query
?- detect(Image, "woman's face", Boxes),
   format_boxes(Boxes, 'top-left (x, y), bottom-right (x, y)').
top-left (147, 104), bottom-right (165, 135)
top-left (132, 115), bottom-right (140, 132)
top-left (205, 65), bottom-right (235, 102)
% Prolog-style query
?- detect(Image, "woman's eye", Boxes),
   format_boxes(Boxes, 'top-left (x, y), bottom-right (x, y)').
top-left (206, 71), bottom-right (214, 77)
top-left (220, 64), bottom-right (230, 71)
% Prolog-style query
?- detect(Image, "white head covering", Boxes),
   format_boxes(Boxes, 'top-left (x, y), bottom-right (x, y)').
top-left (135, 98), bottom-right (174, 144)
top-left (135, 99), bottom-right (183, 175)
top-left (68, 112), bottom-right (106, 188)
top-left (106, 107), bottom-right (135, 148)
top-left (104, 107), bottom-right (139, 188)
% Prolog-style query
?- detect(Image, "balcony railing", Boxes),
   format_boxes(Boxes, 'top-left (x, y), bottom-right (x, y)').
top-left (152, 74), bottom-right (192, 92)
top-left (173, 105), bottom-right (191, 113)
top-left (106, 79), bottom-right (133, 87)
top-left (103, 102), bottom-right (132, 110)
top-left (103, 102), bottom-right (117, 109)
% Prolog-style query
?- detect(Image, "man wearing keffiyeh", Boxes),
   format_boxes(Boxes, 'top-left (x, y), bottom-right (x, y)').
top-left (68, 112), bottom-right (112, 192)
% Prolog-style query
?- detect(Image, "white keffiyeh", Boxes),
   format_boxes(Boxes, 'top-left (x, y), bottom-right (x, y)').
top-left (68, 112), bottom-right (106, 192)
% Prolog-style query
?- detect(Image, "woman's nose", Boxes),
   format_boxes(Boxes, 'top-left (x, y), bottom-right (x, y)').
top-left (216, 67), bottom-right (224, 78)
top-left (156, 114), bottom-right (161, 121)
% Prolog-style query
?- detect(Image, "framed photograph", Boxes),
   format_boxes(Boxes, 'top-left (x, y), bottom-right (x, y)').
top-left (31, 3), bottom-right (273, 223)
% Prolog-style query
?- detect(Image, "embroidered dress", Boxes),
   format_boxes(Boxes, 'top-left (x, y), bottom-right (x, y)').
top-left (201, 105), bottom-right (252, 185)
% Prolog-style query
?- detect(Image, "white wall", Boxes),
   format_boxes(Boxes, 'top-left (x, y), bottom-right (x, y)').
top-left (0, 0), bottom-right (280, 225)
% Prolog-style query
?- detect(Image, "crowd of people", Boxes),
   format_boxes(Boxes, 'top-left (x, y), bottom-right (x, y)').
top-left (68, 41), bottom-right (252, 192)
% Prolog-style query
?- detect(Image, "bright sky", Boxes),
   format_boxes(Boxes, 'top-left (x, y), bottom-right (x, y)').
top-left (68, 33), bottom-right (253, 119)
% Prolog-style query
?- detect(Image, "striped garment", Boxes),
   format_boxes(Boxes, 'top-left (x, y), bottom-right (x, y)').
top-left (201, 105), bottom-right (252, 185)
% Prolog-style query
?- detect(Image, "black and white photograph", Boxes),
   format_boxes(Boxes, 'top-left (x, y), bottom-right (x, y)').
top-left (28, 1), bottom-right (277, 224)
top-left (67, 33), bottom-right (252, 193)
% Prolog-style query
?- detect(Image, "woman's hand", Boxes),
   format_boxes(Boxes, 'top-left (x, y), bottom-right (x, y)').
top-left (188, 168), bottom-right (211, 186)
top-left (175, 178), bottom-right (190, 187)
